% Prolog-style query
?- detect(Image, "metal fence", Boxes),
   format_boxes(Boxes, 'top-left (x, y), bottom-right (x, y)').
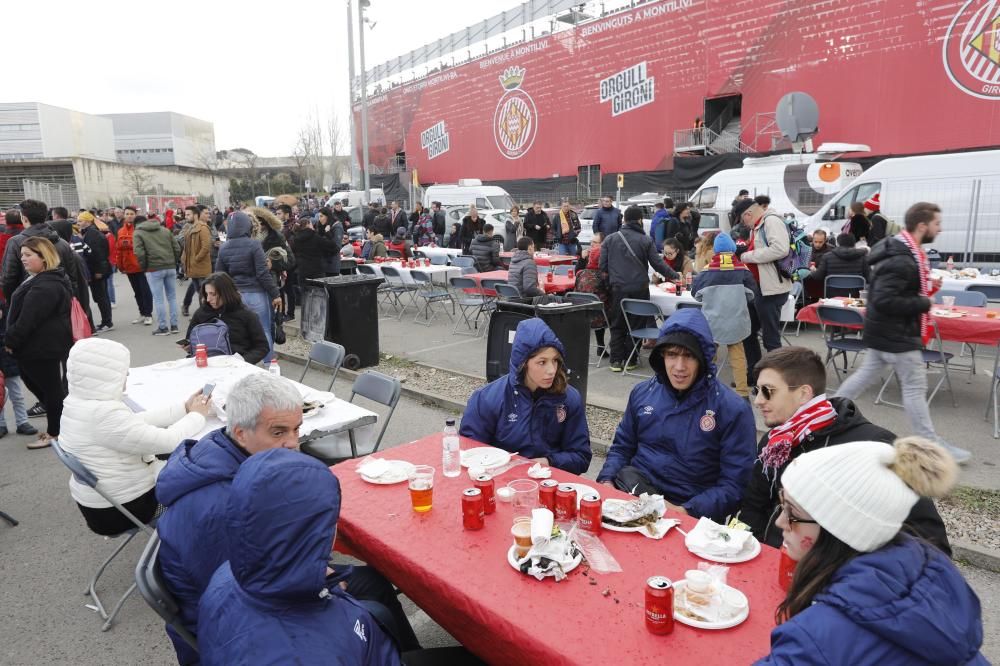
top-left (22, 179), bottom-right (79, 211)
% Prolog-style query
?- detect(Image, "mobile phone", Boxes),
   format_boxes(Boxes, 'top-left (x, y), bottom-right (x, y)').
top-left (202, 383), bottom-right (215, 397)
top-left (176, 339), bottom-right (190, 346)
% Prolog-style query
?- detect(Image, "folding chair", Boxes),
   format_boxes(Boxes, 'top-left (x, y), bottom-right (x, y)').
top-left (135, 531), bottom-right (198, 652)
top-left (824, 274), bottom-right (866, 298)
top-left (451, 255), bottom-right (477, 276)
top-left (52, 440), bottom-right (155, 631)
top-left (620, 298), bottom-right (664, 377)
top-left (553, 265), bottom-right (572, 276)
top-left (934, 290), bottom-right (988, 379)
top-left (387, 249), bottom-right (403, 259)
top-left (875, 322), bottom-right (956, 408)
top-left (429, 254), bottom-right (448, 266)
top-left (565, 291), bottom-right (609, 367)
top-left (968, 284), bottom-right (1000, 303)
top-left (675, 302), bottom-right (702, 310)
top-left (298, 341), bottom-right (346, 391)
top-left (478, 278), bottom-right (505, 324)
top-left (494, 282), bottom-right (522, 301)
top-left (0, 508), bottom-right (17, 526)
top-left (449, 276), bottom-right (491, 336)
top-left (357, 264), bottom-right (398, 315)
top-left (411, 270), bottom-right (455, 326)
top-left (381, 266), bottom-right (420, 320)
top-left (815, 305), bottom-right (867, 384)
top-left (301, 370), bottom-right (402, 465)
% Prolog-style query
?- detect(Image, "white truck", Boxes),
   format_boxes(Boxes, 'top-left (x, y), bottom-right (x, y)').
top-left (421, 179), bottom-right (515, 211)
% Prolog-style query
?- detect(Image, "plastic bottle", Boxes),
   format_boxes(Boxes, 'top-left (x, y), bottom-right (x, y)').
top-left (268, 359), bottom-right (281, 376)
top-left (946, 255), bottom-right (955, 271)
top-left (442, 418), bottom-right (461, 477)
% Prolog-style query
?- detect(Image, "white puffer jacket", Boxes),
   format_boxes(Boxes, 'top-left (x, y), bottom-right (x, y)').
top-left (59, 338), bottom-right (206, 509)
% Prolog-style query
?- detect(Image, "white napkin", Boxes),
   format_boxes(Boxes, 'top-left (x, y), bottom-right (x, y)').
top-left (685, 517), bottom-right (752, 556)
top-left (527, 463), bottom-right (551, 479)
top-left (519, 534), bottom-right (578, 582)
top-left (531, 508), bottom-right (554, 546)
top-left (639, 518), bottom-right (681, 540)
top-left (819, 298), bottom-right (845, 307)
top-left (357, 458), bottom-right (390, 479)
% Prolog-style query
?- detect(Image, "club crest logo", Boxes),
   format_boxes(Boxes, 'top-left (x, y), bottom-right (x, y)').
top-left (700, 410), bottom-right (717, 432)
top-left (493, 66), bottom-right (538, 160)
top-left (943, 1), bottom-right (1000, 100)
top-left (555, 405), bottom-right (567, 423)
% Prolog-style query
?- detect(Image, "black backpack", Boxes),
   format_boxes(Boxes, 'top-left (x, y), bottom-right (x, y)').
top-left (432, 210), bottom-right (446, 236)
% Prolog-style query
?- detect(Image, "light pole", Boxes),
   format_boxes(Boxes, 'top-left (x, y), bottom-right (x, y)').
top-left (346, 0), bottom-right (359, 189)
top-left (358, 0), bottom-right (371, 203)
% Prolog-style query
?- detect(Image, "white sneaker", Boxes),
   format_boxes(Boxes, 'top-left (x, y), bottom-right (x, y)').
top-left (143, 316), bottom-right (153, 326)
top-left (943, 443), bottom-right (972, 465)
top-left (132, 316), bottom-right (144, 325)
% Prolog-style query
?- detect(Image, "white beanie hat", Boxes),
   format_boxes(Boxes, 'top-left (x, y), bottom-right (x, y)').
top-left (781, 437), bottom-right (957, 553)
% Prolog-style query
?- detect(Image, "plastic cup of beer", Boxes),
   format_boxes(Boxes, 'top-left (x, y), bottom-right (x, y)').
top-left (508, 479), bottom-right (539, 518)
top-left (408, 465), bottom-right (435, 513)
top-left (511, 517), bottom-right (533, 559)
top-left (942, 295), bottom-right (956, 308)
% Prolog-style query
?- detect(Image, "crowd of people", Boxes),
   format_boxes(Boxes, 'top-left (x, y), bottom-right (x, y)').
top-left (0, 188), bottom-right (989, 663)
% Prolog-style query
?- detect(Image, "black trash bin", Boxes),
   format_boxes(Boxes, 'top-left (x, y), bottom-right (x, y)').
top-left (304, 274), bottom-right (385, 370)
top-left (486, 301), bottom-right (602, 403)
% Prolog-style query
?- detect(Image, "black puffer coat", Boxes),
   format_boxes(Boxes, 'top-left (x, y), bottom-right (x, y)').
top-left (739, 397), bottom-right (951, 556)
top-left (863, 237), bottom-right (931, 353)
top-left (808, 246), bottom-right (870, 295)
top-left (290, 227), bottom-right (338, 280)
top-left (5, 268), bottom-right (73, 362)
top-left (469, 233), bottom-right (502, 272)
top-left (215, 214), bottom-right (279, 298)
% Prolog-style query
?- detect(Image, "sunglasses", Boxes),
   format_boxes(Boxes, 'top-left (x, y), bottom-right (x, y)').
top-left (750, 384), bottom-right (802, 400)
top-left (779, 490), bottom-right (817, 526)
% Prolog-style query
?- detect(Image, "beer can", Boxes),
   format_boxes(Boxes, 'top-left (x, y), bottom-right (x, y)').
top-left (474, 474), bottom-right (496, 515)
top-left (462, 488), bottom-right (485, 530)
top-left (538, 479), bottom-right (559, 511)
top-left (554, 484), bottom-right (577, 521)
top-left (645, 576), bottom-right (675, 635)
top-left (578, 494), bottom-right (602, 535)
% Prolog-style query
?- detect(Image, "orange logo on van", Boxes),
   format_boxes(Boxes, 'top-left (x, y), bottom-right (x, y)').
top-left (943, 1), bottom-right (1000, 100)
top-left (818, 163), bottom-right (841, 183)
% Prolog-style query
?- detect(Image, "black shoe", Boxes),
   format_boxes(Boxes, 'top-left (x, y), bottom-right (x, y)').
top-left (16, 423), bottom-right (38, 436)
top-left (182, 307), bottom-right (190, 316)
top-left (0, 426), bottom-right (7, 439)
top-left (170, 325), bottom-right (180, 334)
top-left (285, 313), bottom-right (295, 321)
top-left (94, 323), bottom-right (113, 334)
top-left (596, 346), bottom-right (606, 358)
top-left (27, 403), bottom-right (46, 418)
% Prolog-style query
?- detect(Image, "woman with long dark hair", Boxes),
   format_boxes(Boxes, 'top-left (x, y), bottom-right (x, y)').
top-left (184, 273), bottom-right (269, 365)
top-left (5, 237), bottom-right (73, 449)
top-left (756, 437), bottom-right (985, 664)
top-left (459, 319), bottom-right (591, 473)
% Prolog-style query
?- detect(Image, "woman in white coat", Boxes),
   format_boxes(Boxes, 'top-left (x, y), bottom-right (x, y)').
top-left (59, 337), bottom-right (212, 535)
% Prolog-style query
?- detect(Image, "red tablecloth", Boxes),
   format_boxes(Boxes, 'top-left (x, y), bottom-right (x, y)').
top-left (798, 300), bottom-right (1000, 346)
top-left (331, 436), bottom-right (785, 665)
top-left (465, 270), bottom-right (575, 295)
top-left (499, 252), bottom-right (577, 267)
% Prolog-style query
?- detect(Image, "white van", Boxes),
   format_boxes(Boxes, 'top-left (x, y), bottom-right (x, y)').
top-left (806, 149), bottom-right (1000, 264)
top-left (422, 179), bottom-right (515, 211)
top-left (329, 188), bottom-right (386, 207)
top-left (688, 144), bottom-right (867, 233)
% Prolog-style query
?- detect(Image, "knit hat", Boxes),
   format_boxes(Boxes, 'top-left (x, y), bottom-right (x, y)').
top-left (781, 437), bottom-right (957, 552)
top-left (713, 233), bottom-right (737, 254)
top-left (864, 193), bottom-right (881, 212)
top-left (395, 227), bottom-right (406, 240)
top-left (732, 198), bottom-right (755, 223)
top-left (77, 211), bottom-right (95, 224)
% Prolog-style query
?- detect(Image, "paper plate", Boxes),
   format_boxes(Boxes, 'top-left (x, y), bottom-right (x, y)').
top-left (688, 535), bottom-right (762, 564)
top-left (359, 460), bottom-right (417, 485)
top-left (507, 544), bottom-right (582, 578)
top-left (673, 581), bottom-right (749, 630)
top-left (461, 447), bottom-right (511, 469)
top-left (302, 403), bottom-right (325, 419)
top-left (600, 498), bottom-right (667, 533)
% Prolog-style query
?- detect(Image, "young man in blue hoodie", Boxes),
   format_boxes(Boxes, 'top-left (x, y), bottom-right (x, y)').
top-left (156, 373), bottom-right (417, 664)
top-left (597, 309), bottom-right (756, 521)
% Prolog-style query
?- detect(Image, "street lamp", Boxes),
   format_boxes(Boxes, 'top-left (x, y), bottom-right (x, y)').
top-left (346, 0), bottom-right (359, 189)
top-left (358, 0), bottom-right (372, 204)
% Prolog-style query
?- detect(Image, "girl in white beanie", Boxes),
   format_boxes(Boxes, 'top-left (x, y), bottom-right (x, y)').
top-left (756, 437), bottom-right (987, 665)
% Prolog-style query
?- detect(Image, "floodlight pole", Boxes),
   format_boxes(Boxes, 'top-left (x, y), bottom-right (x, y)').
top-left (346, 1), bottom-right (359, 189)
top-left (358, 0), bottom-right (372, 203)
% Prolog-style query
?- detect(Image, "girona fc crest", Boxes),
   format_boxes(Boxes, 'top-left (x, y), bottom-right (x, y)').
top-left (943, 0), bottom-right (1000, 100)
top-left (493, 66), bottom-right (538, 160)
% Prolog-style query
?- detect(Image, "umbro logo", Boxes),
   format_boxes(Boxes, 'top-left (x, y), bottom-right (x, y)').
top-left (354, 619), bottom-right (367, 642)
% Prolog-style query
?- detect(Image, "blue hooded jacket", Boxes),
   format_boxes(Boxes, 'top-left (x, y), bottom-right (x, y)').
top-left (155, 429), bottom-right (249, 664)
top-left (460, 319), bottom-right (592, 474)
top-left (215, 212), bottom-right (279, 298)
top-left (597, 309), bottom-right (756, 520)
top-left (198, 449), bottom-right (401, 666)
top-left (756, 538), bottom-right (987, 665)
top-left (649, 209), bottom-right (671, 252)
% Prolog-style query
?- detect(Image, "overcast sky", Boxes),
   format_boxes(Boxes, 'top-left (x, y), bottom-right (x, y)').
top-left (5, 0), bottom-right (527, 156)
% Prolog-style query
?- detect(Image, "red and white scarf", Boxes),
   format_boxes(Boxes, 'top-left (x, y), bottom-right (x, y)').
top-left (897, 229), bottom-right (933, 345)
top-left (760, 395), bottom-right (837, 479)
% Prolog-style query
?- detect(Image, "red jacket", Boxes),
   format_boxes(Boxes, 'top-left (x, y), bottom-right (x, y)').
top-left (116, 222), bottom-right (142, 274)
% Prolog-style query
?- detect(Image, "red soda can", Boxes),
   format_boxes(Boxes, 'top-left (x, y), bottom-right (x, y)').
top-left (195, 344), bottom-right (208, 368)
top-left (645, 576), bottom-right (675, 635)
top-left (474, 474), bottom-right (496, 515)
top-left (578, 494), bottom-right (602, 535)
top-left (554, 484), bottom-right (577, 521)
top-left (462, 488), bottom-right (485, 530)
top-left (546, 270), bottom-right (553, 283)
top-left (569, 267), bottom-right (575, 280)
top-left (778, 544), bottom-right (796, 590)
top-left (538, 479), bottom-right (559, 511)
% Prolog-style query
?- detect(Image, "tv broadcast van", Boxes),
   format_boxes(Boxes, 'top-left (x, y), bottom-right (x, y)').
top-left (806, 149), bottom-right (1000, 265)
top-left (329, 188), bottom-right (386, 207)
top-left (421, 179), bottom-right (515, 211)
top-left (687, 144), bottom-right (868, 233)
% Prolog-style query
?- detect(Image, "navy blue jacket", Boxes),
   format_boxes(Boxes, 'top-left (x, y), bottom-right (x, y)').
top-left (592, 205), bottom-right (622, 238)
top-left (215, 214), bottom-right (279, 298)
top-left (649, 209), bottom-right (671, 252)
top-left (156, 429), bottom-right (248, 664)
top-left (756, 537), bottom-right (987, 665)
top-left (460, 319), bottom-right (592, 474)
top-left (597, 309), bottom-right (756, 520)
top-left (198, 449), bottom-right (401, 666)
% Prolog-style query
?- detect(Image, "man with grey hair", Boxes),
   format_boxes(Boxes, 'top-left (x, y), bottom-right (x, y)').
top-left (155, 373), bottom-right (419, 663)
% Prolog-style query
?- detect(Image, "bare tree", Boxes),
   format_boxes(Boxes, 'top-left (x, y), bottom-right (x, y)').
top-left (292, 130), bottom-right (312, 189)
top-left (121, 163), bottom-right (155, 195)
top-left (327, 109), bottom-right (344, 184)
top-left (228, 148), bottom-right (259, 184)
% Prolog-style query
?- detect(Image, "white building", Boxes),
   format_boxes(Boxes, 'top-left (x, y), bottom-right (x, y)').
top-left (102, 112), bottom-right (216, 169)
top-left (0, 102), bottom-right (116, 161)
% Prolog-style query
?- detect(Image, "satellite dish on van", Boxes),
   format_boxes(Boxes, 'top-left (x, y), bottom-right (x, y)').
top-left (775, 92), bottom-right (819, 153)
